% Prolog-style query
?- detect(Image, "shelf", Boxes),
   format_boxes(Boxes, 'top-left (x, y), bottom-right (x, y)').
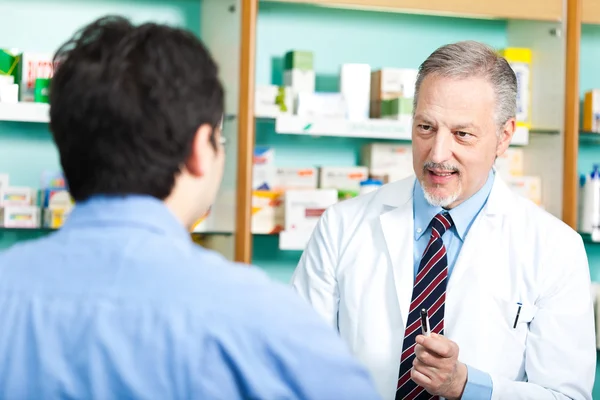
top-left (0, 102), bottom-right (49, 123)
top-left (581, 232), bottom-right (599, 244)
top-left (580, 132), bottom-right (600, 145)
top-left (0, 227), bottom-right (55, 233)
top-left (262, 0), bottom-right (562, 22)
top-left (273, 115), bottom-right (413, 140)
top-left (261, 115), bottom-right (530, 145)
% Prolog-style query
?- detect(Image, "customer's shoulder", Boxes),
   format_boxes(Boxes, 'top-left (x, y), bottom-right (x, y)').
top-left (188, 248), bottom-right (329, 329)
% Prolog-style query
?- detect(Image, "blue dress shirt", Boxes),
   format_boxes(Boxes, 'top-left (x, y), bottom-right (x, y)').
top-left (0, 196), bottom-right (380, 399)
top-left (413, 170), bottom-right (495, 400)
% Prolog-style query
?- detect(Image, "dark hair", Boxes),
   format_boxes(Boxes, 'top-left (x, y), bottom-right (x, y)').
top-left (49, 15), bottom-right (224, 201)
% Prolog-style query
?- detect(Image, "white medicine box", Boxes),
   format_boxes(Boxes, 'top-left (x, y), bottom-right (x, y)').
top-left (362, 143), bottom-right (413, 183)
top-left (1, 206), bottom-right (40, 228)
top-left (284, 189), bottom-right (338, 232)
top-left (340, 63), bottom-right (371, 121)
top-left (255, 85), bottom-right (293, 118)
top-left (319, 166), bottom-right (368, 190)
top-left (0, 186), bottom-right (34, 207)
top-left (251, 190), bottom-right (285, 234)
top-left (274, 167), bottom-right (318, 191)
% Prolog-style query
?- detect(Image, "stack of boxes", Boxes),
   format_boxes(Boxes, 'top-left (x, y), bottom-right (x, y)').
top-left (251, 146), bottom-right (365, 235)
top-left (0, 49), bottom-right (54, 103)
top-left (0, 172), bottom-right (73, 229)
top-left (495, 148), bottom-right (542, 207)
top-left (370, 68), bottom-right (418, 119)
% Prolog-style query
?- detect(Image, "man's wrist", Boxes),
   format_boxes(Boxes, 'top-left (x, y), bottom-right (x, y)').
top-left (446, 361), bottom-right (468, 400)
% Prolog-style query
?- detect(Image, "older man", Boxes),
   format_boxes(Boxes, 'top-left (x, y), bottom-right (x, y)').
top-left (292, 41), bottom-right (596, 400)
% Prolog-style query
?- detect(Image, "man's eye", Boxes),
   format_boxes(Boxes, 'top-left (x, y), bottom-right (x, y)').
top-left (456, 131), bottom-right (471, 138)
top-left (419, 124), bottom-right (432, 131)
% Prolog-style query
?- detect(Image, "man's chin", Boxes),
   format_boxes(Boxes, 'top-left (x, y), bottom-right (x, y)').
top-left (423, 188), bottom-right (460, 208)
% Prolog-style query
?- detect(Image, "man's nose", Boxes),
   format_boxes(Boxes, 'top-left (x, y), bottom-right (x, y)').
top-left (429, 129), bottom-right (453, 164)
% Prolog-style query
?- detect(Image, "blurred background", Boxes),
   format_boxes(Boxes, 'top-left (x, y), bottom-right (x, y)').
top-left (1, 0), bottom-right (599, 395)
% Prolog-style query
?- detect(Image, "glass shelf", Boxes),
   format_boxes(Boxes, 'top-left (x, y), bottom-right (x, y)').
top-left (529, 127), bottom-right (561, 134)
top-left (0, 227), bottom-right (55, 233)
top-left (580, 232), bottom-right (599, 244)
top-left (580, 132), bottom-right (600, 145)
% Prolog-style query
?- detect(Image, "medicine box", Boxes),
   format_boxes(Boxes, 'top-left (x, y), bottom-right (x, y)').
top-left (380, 97), bottom-right (413, 120)
top-left (507, 176), bottom-right (542, 206)
top-left (0, 84), bottom-right (18, 103)
top-left (251, 190), bottom-right (285, 234)
top-left (284, 69), bottom-right (315, 95)
top-left (284, 189), bottom-right (338, 231)
top-left (584, 89), bottom-right (600, 133)
top-left (255, 85), bottom-right (293, 118)
top-left (253, 146), bottom-right (275, 190)
top-left (362, 143), bottom-right (413, 184)
top-left (340, 63), bottom-right (371, 121)
top-left (319, 166), bottom-right (369, 200)
top-left (13, 52), bottom-right (55, 102)
top-left (501, 48), bottom-right (531, 128)
top-left (0, 186), bottom-right (34, 207)
top-left (43, 208), bottom-right (70, 229)
top-left (284, 50), bottom-right (313, 71)
top-left (40, 188), bottom-right (73, 210)
top-left (274, 167), bottom-right (318, 191)
top-left (370, 68), bottom-right (418, 102)
top-left (1, 206), bottom-right (40, 228)
top-left (494, 148), bottom-right (524, 180)
top-left (296, 92), bottom-right (347, 119)
top-left (319, 166), bottom-right (368, 189)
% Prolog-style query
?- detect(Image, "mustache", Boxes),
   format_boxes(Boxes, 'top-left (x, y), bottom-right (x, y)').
top-left (423, 161), bottom-right (460, 173)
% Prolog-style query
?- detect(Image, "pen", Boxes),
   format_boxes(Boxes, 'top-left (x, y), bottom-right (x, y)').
top-left (513, 302), bottom-right (522, 328)
top-left (420, 308), bottom-right (431, 337)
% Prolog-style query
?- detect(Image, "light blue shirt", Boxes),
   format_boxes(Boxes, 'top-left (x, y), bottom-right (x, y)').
top-left (413, 170), bottom-right (495, 400)
top-left (0, 196), bottom-right (380, 399)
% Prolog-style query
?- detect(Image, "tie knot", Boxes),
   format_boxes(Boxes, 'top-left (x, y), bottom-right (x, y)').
top-left (431, 212), bottom-right (453, 238)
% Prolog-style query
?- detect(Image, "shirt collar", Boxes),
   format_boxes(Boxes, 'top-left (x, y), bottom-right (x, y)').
top-left (64, 195), bottom-right (191, 241)
top-left (413, 170), bottom-right (495, 241)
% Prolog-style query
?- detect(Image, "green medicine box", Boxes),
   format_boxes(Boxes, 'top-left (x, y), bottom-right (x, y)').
top-left (381, 97), bottom-right (414, 117)
top-left (0, 49), bottom-right (19, 79)
top-left (284, 50), bottom-right (313, 71)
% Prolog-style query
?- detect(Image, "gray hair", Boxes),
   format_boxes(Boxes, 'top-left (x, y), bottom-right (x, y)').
top-left (413, 40), bottom-right (517, 130)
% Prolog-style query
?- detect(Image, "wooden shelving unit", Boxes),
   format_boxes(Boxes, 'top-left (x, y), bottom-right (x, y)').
top-left (264, 0), bottom-right (563, 21)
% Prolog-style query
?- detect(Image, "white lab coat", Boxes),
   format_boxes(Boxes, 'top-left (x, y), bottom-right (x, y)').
top-left (291, 174), bottom-right (596, 400)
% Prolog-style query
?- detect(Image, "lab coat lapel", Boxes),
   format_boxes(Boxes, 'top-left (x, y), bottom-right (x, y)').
top-left (378, 178), bottom-right (415, 329)
top-left (447, 176), bottom-right (513, 291)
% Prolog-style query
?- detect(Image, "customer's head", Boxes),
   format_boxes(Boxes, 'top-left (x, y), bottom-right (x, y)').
top-left (50, 16), bottom-right (225, 227)
top-left (411, 40), bottom-right (517, 209)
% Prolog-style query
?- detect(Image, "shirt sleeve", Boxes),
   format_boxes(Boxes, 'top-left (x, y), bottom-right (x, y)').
top-left (462, 364), bottom-right (493, 400)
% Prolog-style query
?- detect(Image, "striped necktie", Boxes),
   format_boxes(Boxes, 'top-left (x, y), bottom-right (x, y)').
top-left (396, 212), bottom-right (453, 400)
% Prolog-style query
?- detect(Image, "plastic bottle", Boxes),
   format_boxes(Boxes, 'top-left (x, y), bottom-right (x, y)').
top-left (581, 165), bottom-right (600, 235)
top-left (359, 178), bottom-right (383, 195)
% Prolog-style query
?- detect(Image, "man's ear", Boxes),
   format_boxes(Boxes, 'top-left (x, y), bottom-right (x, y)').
top-left (185, 123), bottom-right (214, 178)
top-left (496, 117), bottom-right (516, 158)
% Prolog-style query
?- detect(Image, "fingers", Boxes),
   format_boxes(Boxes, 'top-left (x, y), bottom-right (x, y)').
top-left (415, 333), bottom-right (457, 358)
top-left (410, 363), bottom-right (433, 387)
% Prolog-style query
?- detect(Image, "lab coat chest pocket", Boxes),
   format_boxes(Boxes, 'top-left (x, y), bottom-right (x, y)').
top-left (495, 298), bottom-right (538, 359)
